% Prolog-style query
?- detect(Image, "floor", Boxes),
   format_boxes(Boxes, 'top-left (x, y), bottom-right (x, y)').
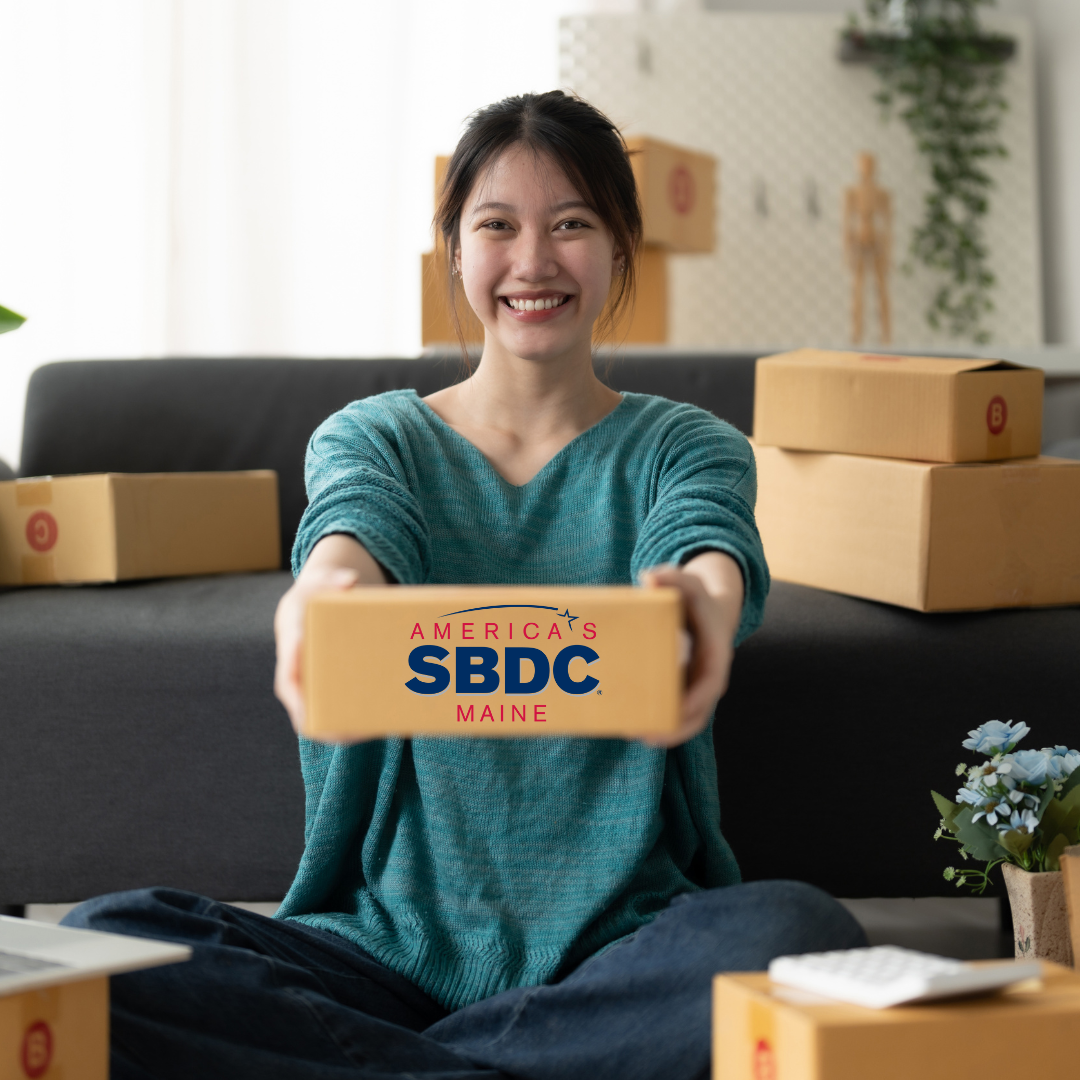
top-left (23, 897), bottom-right (1014, 960)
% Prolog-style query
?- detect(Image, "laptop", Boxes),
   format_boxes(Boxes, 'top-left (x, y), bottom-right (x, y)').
top-left (0, 915), bottom-right (190, 996)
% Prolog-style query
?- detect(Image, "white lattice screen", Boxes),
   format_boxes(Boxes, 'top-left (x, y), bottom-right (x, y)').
top-left (560, 12), bottom-right (1042, 350)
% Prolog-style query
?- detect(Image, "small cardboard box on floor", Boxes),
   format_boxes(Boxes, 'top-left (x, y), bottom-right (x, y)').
top-left (2, 977), bottom-right (108, 1080)
top-left (752, 443), bottom-right (1080, 612)
top-left (753, 349), bottom-right (1044, 462)
top-left (302, 586), bottom-right (681, 740)
top-left (0, 916), bottom-right (188, 1080)
top-left (713, 962), bottom-right (1080, 1080)
top-left (0, 471), bottom-right (280, 586)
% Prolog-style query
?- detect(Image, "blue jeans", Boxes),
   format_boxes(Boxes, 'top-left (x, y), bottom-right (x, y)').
top-left (62, 882), bottom-right (865, 1079)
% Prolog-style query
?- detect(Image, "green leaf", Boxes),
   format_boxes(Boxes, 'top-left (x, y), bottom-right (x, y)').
top-left (931, 790), bottom-right (961, 831)
top-left (998, 828), bottom-right (1036, 860)
top-left (1037, 782), bottom-right (1058, 821)
top-left (1043, 832), bottom-right (1070, 873)
top-left (953, 806), bottom-right (1010, 863)
top-left (1059, 768), bottom-right (1080, 800)
top-left (1058, 784), bottom-right (1080, 817)
top-left (1039, 787), bottom-right (1080, 847)
top-left (0, 305), bottom-right (25, 335)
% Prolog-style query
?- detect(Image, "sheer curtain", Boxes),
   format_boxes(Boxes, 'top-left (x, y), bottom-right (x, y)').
top-left (0, 0), bottom-right (610, 468)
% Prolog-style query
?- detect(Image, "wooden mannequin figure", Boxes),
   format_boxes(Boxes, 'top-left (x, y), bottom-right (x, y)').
top-left (844, 152), bottom-right (892, 344)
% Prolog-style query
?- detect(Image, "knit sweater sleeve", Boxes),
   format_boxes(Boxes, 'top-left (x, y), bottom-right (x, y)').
top-left (630, 404), bottom-right (769, 645)
top-left (290, 395), bottom-right (431, 584)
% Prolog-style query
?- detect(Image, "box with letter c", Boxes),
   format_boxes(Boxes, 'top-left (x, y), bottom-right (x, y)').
top-left (0, 471), bottom-right (280, 586)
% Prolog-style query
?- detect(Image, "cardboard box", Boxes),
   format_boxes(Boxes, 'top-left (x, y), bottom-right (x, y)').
top-left (302, 586), bottom-right (681, 740)
top-left (753, 443), bottom-right (1080, 612)
top-left (0, 471), bottom-right (280, 586)
top-left (0, 978), bottom-right (107, 1080)
top-left (713, 962), bottom-right (1080, 1080)
top-left (625, 136), bottom-right (716, 253)
top-left (1, 915), bottom-right (189, 1080)
top-left (753, 349), bottom-right (1044, 462)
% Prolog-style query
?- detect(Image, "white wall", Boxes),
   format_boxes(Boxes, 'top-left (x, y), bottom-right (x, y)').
top-left (0, 0), bottom-right (1074, 470)
top-left (702, 0), bottom-right (1080, 345)
top-left (1027, 0), bottom-right (1080, 344)
top-left (0, 0), bottom-right (597, 470)
top-left (564, 11), bottom-right (1041, 349)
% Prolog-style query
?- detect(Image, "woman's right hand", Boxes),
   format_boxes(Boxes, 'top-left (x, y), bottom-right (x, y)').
top-left (273, 535), bottom-right (388, 734)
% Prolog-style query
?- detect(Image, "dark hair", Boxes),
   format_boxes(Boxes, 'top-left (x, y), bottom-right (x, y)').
top-left (434, 90), bottom-right (642, 357)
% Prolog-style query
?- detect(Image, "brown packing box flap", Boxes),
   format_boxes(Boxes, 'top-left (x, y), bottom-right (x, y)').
top-left (0, 471), bottom-right (280, 585)
top-left (753, 348), bottom-right (1044, 462)
top-left (303, 586), bottom-right (681, 740)
top-left (713, 962), bottom-right (1080, 1080)
top-left (752, 442), bottom-right (1080, 612)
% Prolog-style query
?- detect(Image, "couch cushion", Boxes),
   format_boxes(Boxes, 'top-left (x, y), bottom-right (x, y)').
top-left (19, 355), bottom-right (758, 563)
top-left (0, 571), bottom-right (301, 903)
top-left (717, 582), bottom-right (1080, 897)
top-left (3, 570), bottom-right (1077, 904)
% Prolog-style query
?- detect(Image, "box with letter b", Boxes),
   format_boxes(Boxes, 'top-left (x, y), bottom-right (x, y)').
top-left (713, 962), bottom-right (1080, 1080)
top-left (753, 348), bottom-right (1044, 462)
top-left (302, 586), bottom-right (682, 740)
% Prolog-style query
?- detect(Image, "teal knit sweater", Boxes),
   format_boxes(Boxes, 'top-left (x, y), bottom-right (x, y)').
top-left (276, 389), bottom-right (769, 1010)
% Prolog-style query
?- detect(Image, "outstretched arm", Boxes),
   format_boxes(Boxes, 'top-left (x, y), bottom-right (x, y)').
top-left (274, 536), bottom-right (389, 733)
top-left (640, 550), bottom-right (744, 749)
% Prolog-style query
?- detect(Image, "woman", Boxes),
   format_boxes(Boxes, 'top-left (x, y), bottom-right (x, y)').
top-left (66, 91), bottom-right (863, 1079)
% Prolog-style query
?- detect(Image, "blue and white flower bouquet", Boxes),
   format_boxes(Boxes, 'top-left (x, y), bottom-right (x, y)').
top-left (932, 720), bottom-right (1080, 892)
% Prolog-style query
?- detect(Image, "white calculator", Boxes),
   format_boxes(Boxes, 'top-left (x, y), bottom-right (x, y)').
top-left (768, 945), bottom-right (1041, 1009)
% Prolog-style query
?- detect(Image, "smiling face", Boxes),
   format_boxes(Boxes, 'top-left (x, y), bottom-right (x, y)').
top-left (455, 145), bottom-right (622, 363)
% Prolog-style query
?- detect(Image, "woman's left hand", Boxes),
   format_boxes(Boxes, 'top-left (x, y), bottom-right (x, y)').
top-left (638, 551), bottom-right (744, 748)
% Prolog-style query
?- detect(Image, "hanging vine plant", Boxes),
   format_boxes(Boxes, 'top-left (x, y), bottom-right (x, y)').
top-left (842, 1), bottom-right (1014, 344)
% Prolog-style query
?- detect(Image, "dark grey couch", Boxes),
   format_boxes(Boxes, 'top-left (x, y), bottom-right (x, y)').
top-left (2, 356), bottom-right (1077, 909)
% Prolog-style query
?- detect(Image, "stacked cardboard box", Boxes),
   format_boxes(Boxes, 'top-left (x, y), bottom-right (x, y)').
top-left (420, 138), bottom-right (716, 347)
top-left (752, 349), bottom-right (1080, 612)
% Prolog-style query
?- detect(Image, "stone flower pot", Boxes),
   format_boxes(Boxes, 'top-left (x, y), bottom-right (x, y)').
top-left (1001, 862), bottom-right (1074, 966)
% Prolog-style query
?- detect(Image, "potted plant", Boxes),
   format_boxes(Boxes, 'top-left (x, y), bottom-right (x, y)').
top-left (933, 720), bottom-right (1080, 964)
